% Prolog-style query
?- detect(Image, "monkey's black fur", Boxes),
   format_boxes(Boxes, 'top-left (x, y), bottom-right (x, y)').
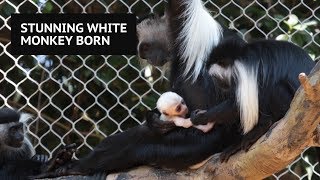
top-left (0, 108), bottom-right (21, 124)
top-left (191, 39), bottom-right (315, 161)
top-left (0, 108), bottom-right (41, 180)
top-left (0, 108), bottom-right (79, 180)
top-left (39, 0), bottom-right (244, 177)
top-left (32, 0), bottom-right (317, 176)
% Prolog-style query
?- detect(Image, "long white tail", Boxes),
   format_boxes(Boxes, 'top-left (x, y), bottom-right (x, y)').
top-left (177, 0), bottom-right (222, 82)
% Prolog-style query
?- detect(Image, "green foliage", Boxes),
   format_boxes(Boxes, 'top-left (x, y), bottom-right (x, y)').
top-left (277, 14), bottom-right (318, 59)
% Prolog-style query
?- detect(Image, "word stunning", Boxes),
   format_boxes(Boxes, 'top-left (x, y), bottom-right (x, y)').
top-left (11, 14), bottom-right (137, 55)
top-left (20, 23), bottom-right (128, 46)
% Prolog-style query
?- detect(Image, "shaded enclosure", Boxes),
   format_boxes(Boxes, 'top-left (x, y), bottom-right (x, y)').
top-left (0, 0), bottom-right (319, 179)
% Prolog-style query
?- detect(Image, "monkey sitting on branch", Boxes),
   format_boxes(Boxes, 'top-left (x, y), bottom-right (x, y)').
top-left (157, 91), bottom-right (214, 133)
top-left (0, 108), bottom-right (77, 179)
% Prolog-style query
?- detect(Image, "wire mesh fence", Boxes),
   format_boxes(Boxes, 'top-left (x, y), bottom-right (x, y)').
top-left (0, 0), bottom-right (319, 179)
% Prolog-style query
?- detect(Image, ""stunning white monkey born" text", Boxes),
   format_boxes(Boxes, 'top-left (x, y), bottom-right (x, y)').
top-left (20, 23), bottom-right (127, 46)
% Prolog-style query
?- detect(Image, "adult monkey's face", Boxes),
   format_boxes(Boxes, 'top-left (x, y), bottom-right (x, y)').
top-left (137, 14), bottom-right (172, 66)
top-left (0, 108), bottom-right (25, 148)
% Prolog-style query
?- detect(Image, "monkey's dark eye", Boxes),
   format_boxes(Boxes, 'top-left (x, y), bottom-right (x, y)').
top-left (163, 112), bottom-right (169, 116)
top-left (10, 124), bottom-right (23, 132)
top-left (10, 127), bottom-right (18, 133)
top-left (181, 100), bottom-right (185, 105)
top-left (175, 105), bottom-right (181, 112)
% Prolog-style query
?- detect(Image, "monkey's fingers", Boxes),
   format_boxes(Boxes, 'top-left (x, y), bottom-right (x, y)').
top-left (190, 109), bottom-right (206, 120)
top-left (193, 109), bottom-right (207, 115)
top-left (58, 149), bottom-right (76, 163)
top-left (56, 150), bottom-right (76, 164)
top-left (57, 144), bottom-right (77, 161)
top-left (53, 143), bottom-right (77, 160)
top-left (191, 109), bottom-right (201, 116)
top-left (43, 156), bottom-right (60, 172)
top-left (44, 145), bottom-right (77, 172)
top-left (241, 137), bottom-right (258, 152)
top-left (220, 144), bottom-right (241, 163)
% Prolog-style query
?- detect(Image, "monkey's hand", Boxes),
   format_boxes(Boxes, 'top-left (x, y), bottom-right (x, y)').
top-left (190, 109), bottom-right (209, 125)
top-left (145, 109), bottom-right (176, 134)
top-left (193, 122), bottom-right (215, 133)
top-left (172, 117), bottom-right (193, 128)
top-left (41, 143), bottom-right (77, 173)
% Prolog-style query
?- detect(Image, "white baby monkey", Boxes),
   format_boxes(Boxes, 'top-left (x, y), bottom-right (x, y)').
top-left (157, 92), bottom-right (214, 133)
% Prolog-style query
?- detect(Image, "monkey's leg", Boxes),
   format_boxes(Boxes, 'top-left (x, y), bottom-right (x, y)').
top-left (220, 115), bottom-right (273, 162)
top-left (240, 117), bottom-right (273, 151)
top-left (37, 126), bottom-right (239, 177)
top-left (34, 125), bottom-right (156, 177)
top-left (241, 82), bottom-right (293, 152)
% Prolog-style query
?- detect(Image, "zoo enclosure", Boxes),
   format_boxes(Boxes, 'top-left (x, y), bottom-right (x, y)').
top-left (0, 0), bottom-right (319, 179)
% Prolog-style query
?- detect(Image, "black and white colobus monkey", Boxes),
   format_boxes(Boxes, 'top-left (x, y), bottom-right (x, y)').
top-left (191, 38), bottom-right (316, 161)
top-left (0, 108), bottom-right (34, 163)
top-left (33, 0), bottom-right (246, 177)
top-left (36, 1), bottom-right (317, 176)
top-left (0, 108), bottom-right (76, 179)
top-left (166, 0), bottom-right (314, 161)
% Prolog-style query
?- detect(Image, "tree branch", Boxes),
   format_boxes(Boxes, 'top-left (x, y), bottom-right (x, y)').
top-left (106, 61), bottom-right (320, 180)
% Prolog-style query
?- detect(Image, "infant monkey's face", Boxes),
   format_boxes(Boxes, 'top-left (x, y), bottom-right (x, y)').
top-left (167, 99), bottom-right (188, 117)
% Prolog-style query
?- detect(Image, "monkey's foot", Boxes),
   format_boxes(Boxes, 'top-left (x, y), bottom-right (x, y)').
top-left (43, 143), bottom-right (77, 172)
top-left (220, 143), bottom-right (241, 163)
top-left (240, 136), bottom-right (259, 152)
top-left (220, 134), bottom-right (260, 163)
top-left (240, 122), bottom-right (272, 152)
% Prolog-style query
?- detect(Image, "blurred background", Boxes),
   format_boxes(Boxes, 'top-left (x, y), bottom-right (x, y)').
top-left (0, 0), bottom-right (319, 179)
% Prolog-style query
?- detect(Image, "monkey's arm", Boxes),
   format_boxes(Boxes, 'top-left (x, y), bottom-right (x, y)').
top-left (171, 116), bottom-right (215, 133)
top-left (170, 117), bottom-right (193, 128)
top-left (191, 99), bottom-right (239, 125)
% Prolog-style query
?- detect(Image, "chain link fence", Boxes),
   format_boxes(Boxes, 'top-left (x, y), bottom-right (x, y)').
top-left (0, 0), bottom-right (319, 179)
